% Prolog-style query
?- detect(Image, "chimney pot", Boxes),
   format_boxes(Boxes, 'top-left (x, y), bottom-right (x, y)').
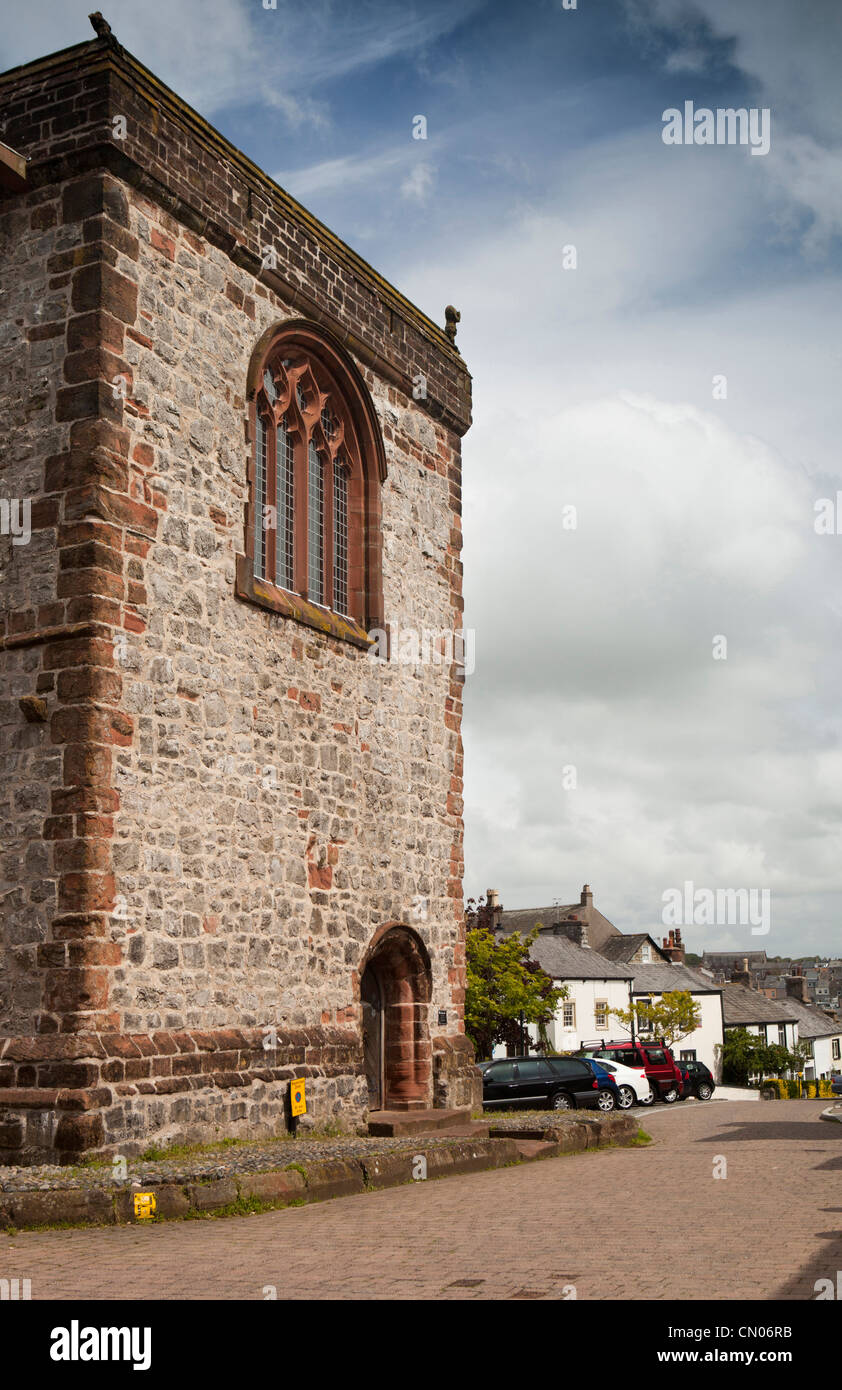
top-left (660, 928), bottom-right (686, 965)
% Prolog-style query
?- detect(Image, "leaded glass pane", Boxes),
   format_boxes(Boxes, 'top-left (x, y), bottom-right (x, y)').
top-left (276, 417), bottom-right (294, 591)
top-left (333, 458), bottom-right (348, 615)
top-left (308, 441), bottom-right (324, 603)
top-left (254, 414), bottom-right (267, 578)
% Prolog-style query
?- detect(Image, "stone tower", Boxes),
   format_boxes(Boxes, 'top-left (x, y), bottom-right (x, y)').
top-left (0, 25), bottom-right (477, 1162)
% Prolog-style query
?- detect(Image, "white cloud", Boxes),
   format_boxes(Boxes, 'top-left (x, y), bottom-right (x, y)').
top-left (393, 116), bottom-right (842, 954)
top-left (401, 162), bottom-right (436, 203)
top-left (6, 0), bottom-right (839, 954)
top-left (622, 0), bottom-right (842, 254)
top-left (766, 135), bottom-right (842, 257)
top-left (276, 147), bottom-right (411, 200)
top-left (0, 0), bottom-right (485, 126)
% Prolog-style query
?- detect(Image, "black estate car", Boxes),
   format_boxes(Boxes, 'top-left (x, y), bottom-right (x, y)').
top-left (481, 1055), bottom-right (619, 1111)
top-left (676, 1059), bottom-right (715, 1100)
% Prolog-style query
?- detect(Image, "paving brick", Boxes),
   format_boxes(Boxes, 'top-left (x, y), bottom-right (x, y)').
top-left (3, 1102), bottom-right (839, 1301)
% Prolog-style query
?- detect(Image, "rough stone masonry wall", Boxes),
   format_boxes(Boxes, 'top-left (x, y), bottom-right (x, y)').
top-left (110, 181), bottom-right (466, 1041)
top-left (0, 171), bottom-right (76, 1035)
top-left (0, 34), bottom-right (479, 1160)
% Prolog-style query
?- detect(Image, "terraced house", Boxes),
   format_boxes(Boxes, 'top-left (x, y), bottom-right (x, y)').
top-left (0, 21), bottom-right (477, 1163)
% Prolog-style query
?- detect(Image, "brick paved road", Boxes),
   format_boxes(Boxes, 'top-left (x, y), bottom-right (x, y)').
top-left (1, 1100), bottom-right (840, 1300)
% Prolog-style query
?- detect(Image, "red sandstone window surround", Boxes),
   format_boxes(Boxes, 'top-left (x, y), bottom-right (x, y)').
top-left (236, 323), bottom-right (386, 647)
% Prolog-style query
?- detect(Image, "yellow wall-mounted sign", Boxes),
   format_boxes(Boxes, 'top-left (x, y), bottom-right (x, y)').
top-left (133, 1192), bottom-right (156, 1219)
top-left (290, 1079), bottom-right (307, 1117)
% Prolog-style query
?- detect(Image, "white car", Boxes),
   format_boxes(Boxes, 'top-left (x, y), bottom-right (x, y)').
top-left (580, 1053), bottom-right (652, 1109)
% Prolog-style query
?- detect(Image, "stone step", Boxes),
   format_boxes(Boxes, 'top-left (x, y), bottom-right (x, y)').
top-left (512, 1139), bottom-right (560, 1160)
top-left (431, 1121), bottom-right (490, 1139)
top-left (367, 1107), bottom-right (475, 1137)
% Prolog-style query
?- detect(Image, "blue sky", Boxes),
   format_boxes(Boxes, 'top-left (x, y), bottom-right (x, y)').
top-left (4, 1), bottom-right (842, 957)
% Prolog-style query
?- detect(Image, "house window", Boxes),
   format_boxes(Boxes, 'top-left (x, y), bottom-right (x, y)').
top-left (562, 1002), bottom-right (575, 1029)
top-left (594, 1000), bottom-right (608, 1030)
top-left (680, 1050), bottom-right (697, 1061)
top-left (637, 1000), bottom-right (654, 1035)
top-left (640, 945), bottom-right (652, 963)
top-left (833, 1039), bottom-right (841, 1060)
top-left (238, 325), bottom-right (387, 646)
top-left (778, 1025), bottom-right (786, 1046)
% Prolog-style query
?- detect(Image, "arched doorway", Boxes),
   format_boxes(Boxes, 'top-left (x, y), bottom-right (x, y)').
top-left (359, 926), bottom-right (432, 1110)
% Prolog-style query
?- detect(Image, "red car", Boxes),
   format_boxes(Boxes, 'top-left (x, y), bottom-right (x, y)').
top-left (580, 1039), bottom-right (684, 1103)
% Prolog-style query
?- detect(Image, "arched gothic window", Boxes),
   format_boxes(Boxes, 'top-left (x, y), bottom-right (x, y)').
top-left (237, 323), bottom-right (386, 646)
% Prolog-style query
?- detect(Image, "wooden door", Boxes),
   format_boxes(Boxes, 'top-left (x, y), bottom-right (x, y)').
top-left (361, 965), bottom-right (383, 1110)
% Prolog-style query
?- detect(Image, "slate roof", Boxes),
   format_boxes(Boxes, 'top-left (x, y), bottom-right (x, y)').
top-left (721, 984), bottom-right (799, 1025)
top-left (523, 933), bottom-right (634, 982)
top-left (497, 903), bottom-right (621, 953)
top-left (496, 907), bottom-right (571, 936)
top-left (630, 964), bottom-right (723, 995)
top-left (600, 934), bottom-right (666, 963)
top-left (702, 951), bottom-right (768, 970)
top-left (774, 995), bottom-right (842, 1040)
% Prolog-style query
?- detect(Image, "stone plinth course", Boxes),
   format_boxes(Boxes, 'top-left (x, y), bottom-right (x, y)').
top-left (0, 1112), bottom-right (641, 1229)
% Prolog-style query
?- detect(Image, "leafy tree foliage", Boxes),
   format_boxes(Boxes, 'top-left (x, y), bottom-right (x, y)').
top-left (610, 990), bottom-right (702, 1047)
top-left (720, 1027), bottom-right (803, 1084)
top-left (464, 898), bottom-right (565, 1060)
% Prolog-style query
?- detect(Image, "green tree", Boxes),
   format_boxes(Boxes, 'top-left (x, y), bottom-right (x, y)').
top-left (720, 1027), bottom-right (804, 1085)
top-left (792, 1040), bottom-right (814, 1074)
top-left (464, 906), bottom-right (565, 1061)
top-left (610, 990), bottom-right (702, 1048)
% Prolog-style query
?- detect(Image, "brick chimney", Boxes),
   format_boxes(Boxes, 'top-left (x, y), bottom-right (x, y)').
top-left (555, 916), bottom-right (590, 949)
top-left (483, 889), bottom-right (503, 931)
top-left (580, 884), bottom-right (593, 909)
top-left (785, 974), bottom-right (810, 1004)
top-left (660, 928), bottom-right (686, 964)
top-left (731, 958), bottom-right (753, 989)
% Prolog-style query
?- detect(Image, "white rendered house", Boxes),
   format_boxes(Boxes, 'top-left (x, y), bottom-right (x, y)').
top-left (627, 963), bottom-right (725, 1079)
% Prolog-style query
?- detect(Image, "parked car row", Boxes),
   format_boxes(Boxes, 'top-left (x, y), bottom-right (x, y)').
top-left (479, 1055), bottom-right (620, 1112)
top-left (479, 1040), bottom-right (716, 1113)
top-left (576, 1053), bottom-right (652, 1108)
